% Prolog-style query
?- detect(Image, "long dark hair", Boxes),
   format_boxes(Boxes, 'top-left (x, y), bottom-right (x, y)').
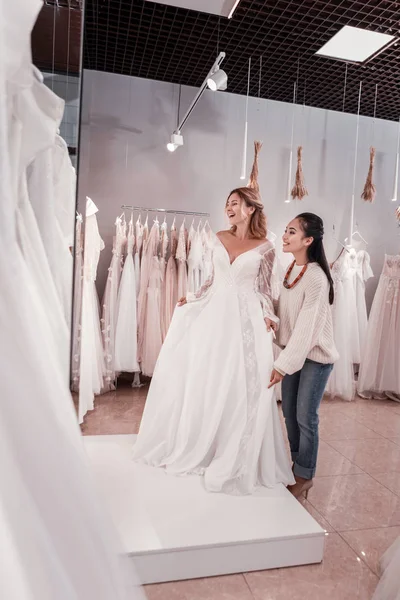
top-left (296, 212), bottom-right (334, 305)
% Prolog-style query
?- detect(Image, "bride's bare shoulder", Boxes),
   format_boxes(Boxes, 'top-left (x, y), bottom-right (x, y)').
top-left (216, 230), bottom-right (231, 240)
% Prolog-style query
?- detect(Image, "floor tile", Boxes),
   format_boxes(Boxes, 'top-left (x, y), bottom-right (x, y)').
top-left (145, 574), bottom-right (254, 600)
top-left (340, 406), bottom-right (400, 438)
top-left (319, 411), bottom-right (380, 441)
top-left (244, 533), bottom-right (378, 600)
top-left (328, 438), bottom-right (400, 475)
top-left (315, 441), bottom-right (363, 477)
top-left (341, 527), bottom-right (400, 575)
top-left (389, 437), bottom-right (400, 447)
top-left (371, 472), bottom-right (400, 496)
top-left (299, 499), bottom-right (335, 532)
top-left (308, 473), bottom-right (400, 531)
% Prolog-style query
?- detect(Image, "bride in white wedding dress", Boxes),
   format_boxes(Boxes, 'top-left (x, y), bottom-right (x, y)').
top-left (133, 184), bottom-right (294, 495)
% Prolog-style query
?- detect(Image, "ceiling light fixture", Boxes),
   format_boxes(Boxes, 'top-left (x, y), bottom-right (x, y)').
top-left (316, 25), bottom-right (396, 64)
top-left (207, 68), bottom-right (228, 91)
top-left (166, 52), bottom-right (227, 152)
top-left (166, 132), bottom-right (184, 152)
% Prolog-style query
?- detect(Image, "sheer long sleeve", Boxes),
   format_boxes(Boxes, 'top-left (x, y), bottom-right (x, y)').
top-left (255, 246), bottom-right (279, 325)
top-left (186, 268), bottom-right (214, 302)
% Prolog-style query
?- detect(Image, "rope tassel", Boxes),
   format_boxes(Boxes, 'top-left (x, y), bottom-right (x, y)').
top-left (248, 141), bottom-right (263, 193)
top-left (291, 146), bottom-right (308, 201)
top-left (361, 146), bottom-right (376, 203)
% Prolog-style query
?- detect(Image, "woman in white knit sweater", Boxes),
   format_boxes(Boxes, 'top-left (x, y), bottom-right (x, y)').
top-left (268, 213), bottom-right (338, 499)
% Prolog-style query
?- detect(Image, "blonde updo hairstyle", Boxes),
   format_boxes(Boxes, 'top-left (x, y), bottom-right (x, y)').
top-left (227, 141), bottom-right (267, 240)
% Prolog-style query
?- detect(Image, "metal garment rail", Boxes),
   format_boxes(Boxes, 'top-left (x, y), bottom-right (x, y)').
top-left (120, 205), bottom-right (210, 217)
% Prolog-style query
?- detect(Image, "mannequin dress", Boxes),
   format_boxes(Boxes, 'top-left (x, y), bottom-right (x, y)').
top-left (133, 235), bottom-right (295, 495)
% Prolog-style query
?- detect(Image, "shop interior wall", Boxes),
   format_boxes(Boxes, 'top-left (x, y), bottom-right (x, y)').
top-left (79, 69), bottom-right (400, 307)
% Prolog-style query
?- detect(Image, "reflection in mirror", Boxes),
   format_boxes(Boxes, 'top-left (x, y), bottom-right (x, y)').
top-left (28, 0), bottom-right (83, 388)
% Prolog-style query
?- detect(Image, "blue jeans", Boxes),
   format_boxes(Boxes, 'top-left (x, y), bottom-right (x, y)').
top-left (281, 359), bottom-right (333, 480)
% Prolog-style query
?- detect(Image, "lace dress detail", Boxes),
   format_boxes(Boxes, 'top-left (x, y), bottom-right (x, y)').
top-left (71, 214), bottom-right (84, 392)
top-left (358, 254), bottom-right (400, 397)
top-left (133, 233), bottom-right (294, 495)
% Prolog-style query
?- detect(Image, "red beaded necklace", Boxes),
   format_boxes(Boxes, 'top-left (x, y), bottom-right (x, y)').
top-left (283, 260), bottom-right (308, 289)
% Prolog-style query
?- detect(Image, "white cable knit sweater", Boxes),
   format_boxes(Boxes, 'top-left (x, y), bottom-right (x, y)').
top-left (274, 262), bottom-right (339, 376)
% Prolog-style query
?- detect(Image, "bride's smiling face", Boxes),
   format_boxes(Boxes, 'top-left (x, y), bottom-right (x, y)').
top-left (225, 193), bottom-right (254, 226)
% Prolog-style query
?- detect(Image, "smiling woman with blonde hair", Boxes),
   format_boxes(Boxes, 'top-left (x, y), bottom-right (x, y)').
top-left (132, 143), bottom-right (294, 495)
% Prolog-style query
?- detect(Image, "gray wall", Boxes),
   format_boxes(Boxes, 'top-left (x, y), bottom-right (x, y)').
top-left (79, 69), bottom-right (400, 306)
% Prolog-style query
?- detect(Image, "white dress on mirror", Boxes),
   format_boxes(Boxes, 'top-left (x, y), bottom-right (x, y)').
top-left (358, 255), bottom-right (400, 397)
top-left (79, 199), bottom-right (106, 424)
top-left (133, 235), bottom-right (295, 495)
top-left (114, 218), bottom-right (139, 373)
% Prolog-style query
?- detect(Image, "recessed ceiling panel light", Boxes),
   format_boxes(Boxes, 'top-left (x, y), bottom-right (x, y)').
top-left (316, 25), bottom-right (396, 63)
top-left (145, 0), bottom-right (241, 18)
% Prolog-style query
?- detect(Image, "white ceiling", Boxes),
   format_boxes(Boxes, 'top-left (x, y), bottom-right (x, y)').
top-left (145, 0), bottom-right (239, 18)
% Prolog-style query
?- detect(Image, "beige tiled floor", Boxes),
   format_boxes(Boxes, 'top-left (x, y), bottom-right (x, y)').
top-left (81, 385), bottom-right (400, 599)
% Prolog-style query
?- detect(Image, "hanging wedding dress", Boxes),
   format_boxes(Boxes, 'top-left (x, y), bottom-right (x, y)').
top-left (188, 222), bottom-right (204, 293)
top-left (101, 215), bottom-right (126, 388)
top-left (201, 221), bottom-right (214, 286)
top-left (176, 220), bottom-right (188, 299)
top-left (114, 217), bottom-right (139, 373)
top-left (349, 245), bottom-right (374, 359)
top-left (159, 219), bottom-right (169, 341)
top-left (372, 536), bottom-right (400, 599)
top-left (133, 236), bottom-right (295, 495)
top-left (79, 198), bottom-right (106, 424)
top-left (164, 220), bottom-right (178, 336)
top-left (134, 216), bottom-right (143, 299)
top-left (326, 250), bottom-right (355, 401)
top-left (140, 219), bottom-right (163, 377)
top-left (358, 254), bottom-right (400, 398)
top-left (1, 2), bottom-right (143, 596)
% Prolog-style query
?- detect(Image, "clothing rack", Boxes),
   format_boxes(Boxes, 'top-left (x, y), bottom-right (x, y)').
top-left (120, 205), bottom-right (210, 217)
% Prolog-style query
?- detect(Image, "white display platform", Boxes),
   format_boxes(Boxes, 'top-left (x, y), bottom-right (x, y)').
top-left (84, 434), bottom-right (325, 584)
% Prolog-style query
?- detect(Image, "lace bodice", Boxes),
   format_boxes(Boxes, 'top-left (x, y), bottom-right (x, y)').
top-left (187, 236), bottom-right (278, 323)
top-left (126, 220), bottom-right (135, 255)
top-left (383, 254), bottom-right (400, 278)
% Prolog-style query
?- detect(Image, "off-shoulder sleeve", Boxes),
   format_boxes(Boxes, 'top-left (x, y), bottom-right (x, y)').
top-left (255, 246), bottom-right (279, 325)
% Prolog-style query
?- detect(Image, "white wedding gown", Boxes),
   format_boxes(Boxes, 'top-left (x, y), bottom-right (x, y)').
top-left (133, 236), bottom-right (294, 495)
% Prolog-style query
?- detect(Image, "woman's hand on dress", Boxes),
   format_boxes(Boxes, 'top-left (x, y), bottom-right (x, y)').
top-left (264, 317), bottom-right (277, 333)
top-left (177, 297), bottom-right (187, 307)
top-left (268, 369), bottom-right (284, 389)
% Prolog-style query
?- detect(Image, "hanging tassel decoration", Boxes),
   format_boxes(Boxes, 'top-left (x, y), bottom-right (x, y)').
top-left (247, 141), bottom-right (263, 193)
top-left (361, 146), bottom-right (376, 203)
top-left (291, 146), bottom-right (308, 201)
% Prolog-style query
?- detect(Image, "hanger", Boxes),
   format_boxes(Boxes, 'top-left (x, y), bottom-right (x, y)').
top-left (332, 225), bottom-right (350, 253)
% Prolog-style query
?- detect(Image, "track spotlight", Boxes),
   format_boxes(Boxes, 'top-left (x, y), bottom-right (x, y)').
top-left (207, 69), bottom-right (228, 92)
top-left (166, 132), bottom-right (183, 152)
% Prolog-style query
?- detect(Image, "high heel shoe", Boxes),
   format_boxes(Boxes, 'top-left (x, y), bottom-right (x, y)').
top-left (288, 476), bottom-right (313, 499)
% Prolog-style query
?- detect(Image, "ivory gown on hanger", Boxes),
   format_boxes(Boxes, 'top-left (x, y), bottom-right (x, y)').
top-left (114, 218), bottom-right (139, 373)
top-left (101, 215), bottom-right (126, 388)
top-left (134, 216), bottom-right (143, 299)
top-left (163, 220), bottom-right (178, 337)
top-left (133, 235), bottom-right (295, 495)
top-left (176, 220), bottom-right (188, 299)
top-left (358, 254), bottom-right (400, 398)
